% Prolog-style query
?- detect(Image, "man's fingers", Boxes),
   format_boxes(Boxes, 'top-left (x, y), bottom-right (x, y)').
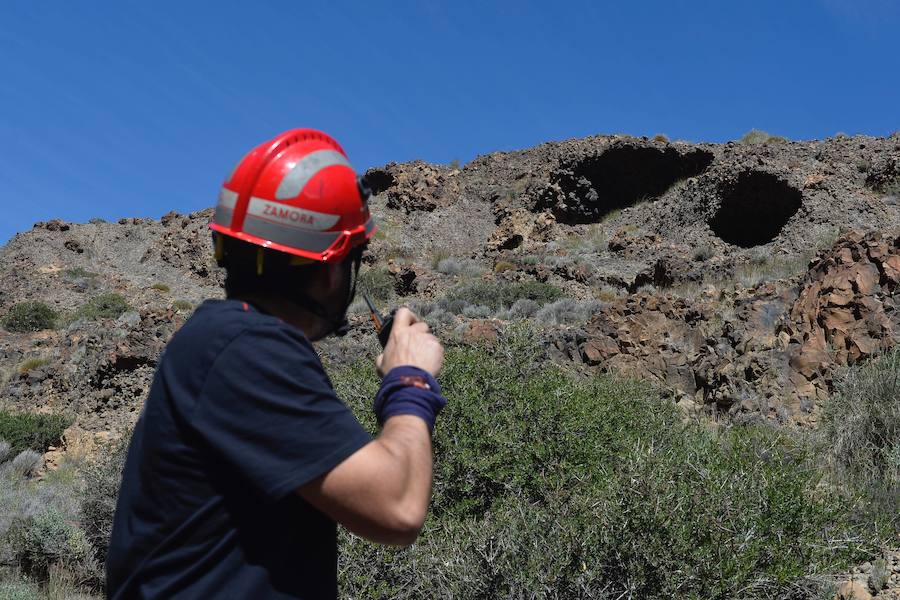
top-left (375, 353), bottom-right (385, 376)
top-left (392, 307), bottom-right (418, 329)
top-left (410, 322), bottom-right (430, 334)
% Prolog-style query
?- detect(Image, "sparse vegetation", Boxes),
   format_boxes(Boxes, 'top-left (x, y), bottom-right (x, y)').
top-left (150, 283), bottom-right (170, 293)
top-left (0, 412), bottom-right (72, 456)
top-left (172, 300), bottom-right (193, 312)
top-left (533, 298), bottom-right (603, 325)
top-left (652, 133), bottom-right (669, 143)
top-left (821, 347), bottom-right (900, 530)
top-left (429, 249), bottom-right (451, 270)
top-left (692, 244), bottom-right (714, 261)
top-left (331, 330), bottom-right (882, 598)
top-left (492, 260), bottom-right (516, 273)
top-left (2, 302), bottom-right (58, 333)
top-left (735, 253), bottom-right (811, 287)
top-left (74, 293), bottom-right (130, 321)
top-left (448, 159), bottom-right (461, 170)
top-left (80, 436), bottom-right (129, 567)
top-left (739, 129), bottom-right (788, 145)
top-left (358, 267), bottom-right (394, 304)
top-left (64, 268), bottom-right (98, 280)
top-left (17, 358), bottom-right (49, 375)
top-left (5, 507), bottom-right (98, 585)
top-left (435, 258), bottom-right (483, 277)
top-left (8, 450), bottom-right (43, 478)
top-left (445, 280), bottom-right (562, 311)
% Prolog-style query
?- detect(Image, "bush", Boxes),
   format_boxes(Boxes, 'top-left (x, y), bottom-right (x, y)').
top-left (534, 298), bottom-right (603, 325)
top-left (821, 347), bottom-right (900, 529)
top-left (80, 436), bottom-right (129, 567)
top-left (150, 283), bottom-right (170, 293)
top-left (0, 580), bottom-right (40, 600)
top-left (739, 129), bottom-right (788, 145)
top-left (172, 300), bottom-right (193, 312)
top-left (8, 450), bottom-right (43, 478)
top-left (0, 412), bottom-right (72, 455)
top-left (435, 258), bottom-right (482, 277)
top-left (358, 268), bottom-right (394, 304)
top-left (2, 302), bottom-right (58, 333)
top-left (75, 293), bottom-right (130, 321)
top-left (493, 260), bottom-right (516, 273)
top-left (6, 507), bottom-right (96, 583)
top-left (64, 268), bottom-right (97, 280)
top-left (331, 329), bottom-right (880, 599)
top-left (445, 280), bottom-right (562, 311)
top-left (17, 358), bottom-right (49, 375)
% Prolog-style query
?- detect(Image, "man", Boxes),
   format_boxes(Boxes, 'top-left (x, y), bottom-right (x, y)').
top-left (106, 129), bottom-right (447, 599)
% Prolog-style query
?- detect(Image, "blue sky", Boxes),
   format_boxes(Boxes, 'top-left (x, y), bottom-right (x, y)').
top-left (1, 0), bottom-right (898, 244)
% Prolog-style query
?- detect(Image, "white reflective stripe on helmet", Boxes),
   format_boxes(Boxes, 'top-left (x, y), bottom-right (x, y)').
top-left (212, 188), bottom-right (239, 227)
top-left (246, 197), bottom-right (340, 232)
top-left (242, 212), bottom-right (341, 252)
top-left (275, 149), bottom-right (353, 200)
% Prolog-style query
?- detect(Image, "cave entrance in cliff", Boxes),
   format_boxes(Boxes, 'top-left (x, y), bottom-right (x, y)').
top-left (555, 146), bottom-right (714, 223)
top-left (709, 171), bottom-right (802, 248)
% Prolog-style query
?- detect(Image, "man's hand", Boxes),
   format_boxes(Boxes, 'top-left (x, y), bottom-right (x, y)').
top-left (375, 308), bottom-right (443, 377)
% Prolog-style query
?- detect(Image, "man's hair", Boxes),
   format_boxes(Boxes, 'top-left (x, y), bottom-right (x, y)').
top-left (215, 236), bottom-right (326, 299)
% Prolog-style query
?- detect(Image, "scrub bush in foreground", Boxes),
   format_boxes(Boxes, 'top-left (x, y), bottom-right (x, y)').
top-left (332, 329), bottom-right (883, 600)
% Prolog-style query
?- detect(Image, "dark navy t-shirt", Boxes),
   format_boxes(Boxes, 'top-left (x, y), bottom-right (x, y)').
top-left (106, 299), bottom-right (372, 599)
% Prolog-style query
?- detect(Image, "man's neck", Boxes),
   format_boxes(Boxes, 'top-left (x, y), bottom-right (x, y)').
top-left (235, 293), bottom-right (324, 341)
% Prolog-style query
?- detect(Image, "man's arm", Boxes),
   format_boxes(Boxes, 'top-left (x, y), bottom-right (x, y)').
top-left (297, 308), bottom-right (444, 547)
top-left (298, 415), bottom-right (431, 546)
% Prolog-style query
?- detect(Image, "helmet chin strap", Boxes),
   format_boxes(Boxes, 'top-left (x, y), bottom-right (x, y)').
top-left (286, 248), bottom-right (363, 338)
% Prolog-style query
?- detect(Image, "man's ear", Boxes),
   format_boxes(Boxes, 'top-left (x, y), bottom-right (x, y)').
top-left (326, 260), bottom-right (350, 293)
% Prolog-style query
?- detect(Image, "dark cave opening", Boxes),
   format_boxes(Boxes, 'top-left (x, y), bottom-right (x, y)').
top-left (552, 147), bottom-right (714, 223)
top-left (362, 169), bottom-right (397, 196)
top-left (709, 171), bottom-right (802, 248)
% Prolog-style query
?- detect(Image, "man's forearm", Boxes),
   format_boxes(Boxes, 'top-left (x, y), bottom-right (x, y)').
top-left (297, 414), bottom-right (433, 546)
top-left (375, 414), bottom-right (433, 531)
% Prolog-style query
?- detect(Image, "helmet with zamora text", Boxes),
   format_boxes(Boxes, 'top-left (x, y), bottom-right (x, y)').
top-left (209, 128), bottom-right (376, 263)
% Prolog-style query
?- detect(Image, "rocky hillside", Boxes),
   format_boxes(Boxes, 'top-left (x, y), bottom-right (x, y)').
top-left (3, 132), bottom-right (898, 438)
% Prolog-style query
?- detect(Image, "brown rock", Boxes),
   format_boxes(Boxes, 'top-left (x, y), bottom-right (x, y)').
top-left (836, 580), bottom-right (873, 600)
top-left (462, 320), bottom-right (499, 344)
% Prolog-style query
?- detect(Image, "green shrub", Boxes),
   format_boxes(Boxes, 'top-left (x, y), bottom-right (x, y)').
top-left (358, 267), bottom-right (394, 304)
top-left (0, 411), bottom-right (72, 455)
top-left (0, 580), bottom-right (41, 600)
top-left (652, 133), bottom-right (669, 143)
top-left (332, 329), bottom-right (879, 599)
top-left (150, 283), bottom-right (170, 293)
top-left (18, 358), bottom-right (49, 375)
top-left (75, 293), bottom-right (129, 321)
top-left (445, 280), bottom-right (562, 311)
top-left (172, 300), bottom-right (193, 312)
top-left (5, 508), bottom-right (96, 583)
top-left (492, 260), bottom-right (516, 273)
top-left (64, 268), bottom-right (97, 280)
top-left (2, 302), bottom-right (58, 333)
top-left (822, 347), bottom-right (900, 529)
top-left (739, 129), bottom-right (788, 145)
top-left (80, 436), bottom-right (130, 566)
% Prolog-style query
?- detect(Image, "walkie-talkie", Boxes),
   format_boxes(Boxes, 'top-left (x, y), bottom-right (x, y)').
top-left (363, 294), bottom-right (395, 348)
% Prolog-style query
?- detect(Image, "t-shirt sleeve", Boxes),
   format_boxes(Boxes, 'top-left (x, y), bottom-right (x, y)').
top-left (192, 324), bottom-right (373, 502)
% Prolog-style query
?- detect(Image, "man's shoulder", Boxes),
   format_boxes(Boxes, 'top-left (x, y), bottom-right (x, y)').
top-left (166, 299), bottom-right (315, 371)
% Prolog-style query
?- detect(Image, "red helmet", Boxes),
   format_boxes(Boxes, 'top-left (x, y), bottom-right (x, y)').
top-left (209, 128), bottom-right (376, 262)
